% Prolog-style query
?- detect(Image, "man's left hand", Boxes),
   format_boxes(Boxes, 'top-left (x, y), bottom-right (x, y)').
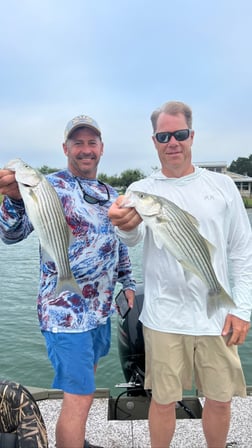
top-left (124, 288), bottom-right (135, 309)
top-left (222, 314), bottom-right (251, 346)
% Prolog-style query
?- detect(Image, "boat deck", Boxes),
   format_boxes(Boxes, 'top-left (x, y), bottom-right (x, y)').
top-left (31, 387), bottom-right (252, 448)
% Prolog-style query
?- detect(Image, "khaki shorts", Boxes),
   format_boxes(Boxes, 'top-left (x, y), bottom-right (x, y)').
top-left (143, 326), bottom-right (247, 405)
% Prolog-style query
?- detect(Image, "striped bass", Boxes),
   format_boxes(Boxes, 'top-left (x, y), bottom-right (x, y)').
top-left (122, 190), bottom-right (236, 317)
top-left (4, 158), bottom-right (82, 298)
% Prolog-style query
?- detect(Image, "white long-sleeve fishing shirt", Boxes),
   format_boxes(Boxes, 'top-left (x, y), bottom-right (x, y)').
top-left (116, 167), bottom-right (252, 335)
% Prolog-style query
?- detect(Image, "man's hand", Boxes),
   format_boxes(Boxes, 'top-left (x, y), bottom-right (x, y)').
top-left (124, 288), bottom-right (135, 309)
top-left (222, 314), bottom-right (251, 346)
top-left (0, 169), bottom-right (21, 200)
top-left (108, 195), bottom-right (142, 231)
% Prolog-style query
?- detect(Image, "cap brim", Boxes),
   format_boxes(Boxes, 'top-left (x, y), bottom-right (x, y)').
top-left (66, 124), bottom-right (101, 141)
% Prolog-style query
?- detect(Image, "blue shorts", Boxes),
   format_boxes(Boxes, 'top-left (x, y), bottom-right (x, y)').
top-left (42, 319), bottom-right (111, 395)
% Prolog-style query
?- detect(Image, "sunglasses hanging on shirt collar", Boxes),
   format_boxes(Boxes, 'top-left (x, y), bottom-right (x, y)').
top-left (75, 178), bottom-right (110, 205)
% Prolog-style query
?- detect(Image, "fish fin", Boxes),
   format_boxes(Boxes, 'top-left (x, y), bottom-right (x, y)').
top-left (147, 222), bottom-right (165, 249)
top-left (68, 226), bottom-right (75, 246)
top-left (203, 237), bottom-right (216, 258)
top-left (40, 245), bottom-right (54, 263)
top-left (184, 211), bottom-right (199, 228)
top-left (55, 276), bottom-right (83, 298)
top-left (207, 287), bottom-right (236, 318)
top-left (28, 189), bottom-right (39, 204)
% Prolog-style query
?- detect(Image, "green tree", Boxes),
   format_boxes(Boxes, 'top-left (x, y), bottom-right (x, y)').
top-left (120, 169), bottom-right (145, 188)
top-left (228, 155), bottom-right (252, 177)
top-left (39, 165), bottom-right (60, 174)
top-left (99, 169), bottom-right (145, 190)
top-left (98, 173), bottom-right (120, 187)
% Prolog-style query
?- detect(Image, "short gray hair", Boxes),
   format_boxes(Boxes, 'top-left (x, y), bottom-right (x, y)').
top-left (150, 101), bottom-right (193, 132)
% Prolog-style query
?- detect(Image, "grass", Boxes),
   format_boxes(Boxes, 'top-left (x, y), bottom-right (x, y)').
top-left (243, 197), bottom-right (252, 208)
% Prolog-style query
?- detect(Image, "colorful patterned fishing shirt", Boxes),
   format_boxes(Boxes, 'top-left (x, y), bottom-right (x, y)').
top-left (0, 169), bottom-right (135, 332)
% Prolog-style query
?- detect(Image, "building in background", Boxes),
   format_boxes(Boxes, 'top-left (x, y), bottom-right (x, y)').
top-left (194, 161), bottom-right (252, 197)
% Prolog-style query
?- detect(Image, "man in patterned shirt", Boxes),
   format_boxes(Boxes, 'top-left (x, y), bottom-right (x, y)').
top-left (0, 115), bottom-right (136, 448)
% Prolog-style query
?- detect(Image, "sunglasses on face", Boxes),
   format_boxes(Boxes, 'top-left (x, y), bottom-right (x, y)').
top-left (154, 129), bottom-right (192, 144)
top-left (75, 178), bottom-right (110, 205)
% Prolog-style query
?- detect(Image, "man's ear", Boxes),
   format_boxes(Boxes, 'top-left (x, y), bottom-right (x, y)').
top-left (63, 143), bottom-right (68, 155)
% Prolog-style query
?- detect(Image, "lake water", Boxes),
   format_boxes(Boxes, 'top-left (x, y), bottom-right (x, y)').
top-left (0, 210), bottom-right (251, 397)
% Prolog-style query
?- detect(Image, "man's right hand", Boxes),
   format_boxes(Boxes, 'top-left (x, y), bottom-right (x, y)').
top-left (108, 195), bottom-right (142, 231)
top-left (0, 169), bottom-right (21, 200)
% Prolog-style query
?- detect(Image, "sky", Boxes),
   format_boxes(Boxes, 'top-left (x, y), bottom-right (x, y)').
top-left (1, 0), bottom-right (252, 176)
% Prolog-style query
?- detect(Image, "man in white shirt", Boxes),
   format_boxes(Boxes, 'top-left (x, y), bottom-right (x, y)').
top-left (108, 101), bottom-right (252, 448)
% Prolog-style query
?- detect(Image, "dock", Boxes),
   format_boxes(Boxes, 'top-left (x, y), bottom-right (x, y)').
top-left (30, 387), bottom-right (252, 447)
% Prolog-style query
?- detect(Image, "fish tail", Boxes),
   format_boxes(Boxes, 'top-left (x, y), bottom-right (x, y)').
top-left (55, 276), bottom-right (83, 298)
top-left (207, 286), bottom-right (236, 318)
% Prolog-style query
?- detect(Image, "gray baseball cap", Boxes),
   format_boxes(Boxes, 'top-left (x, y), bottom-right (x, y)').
top-left (64, 114), bottom-right (101, 141)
